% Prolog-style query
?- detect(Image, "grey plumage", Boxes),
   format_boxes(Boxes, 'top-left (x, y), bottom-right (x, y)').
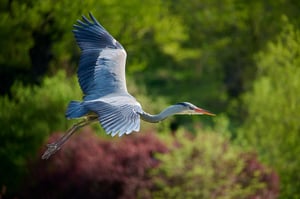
top-left (42, 13), bottom-right (214, 159)
top-left (68, 13), bottom-right (141, 136)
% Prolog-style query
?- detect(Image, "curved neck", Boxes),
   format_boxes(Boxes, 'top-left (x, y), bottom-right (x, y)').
top-left (140, 105), bottom-right (182, 123)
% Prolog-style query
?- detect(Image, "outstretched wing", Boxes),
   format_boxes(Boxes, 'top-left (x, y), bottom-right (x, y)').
top-left (85, 98), bottom-right (143, 136)
top-left (73, 13), bottom-right (128, 100)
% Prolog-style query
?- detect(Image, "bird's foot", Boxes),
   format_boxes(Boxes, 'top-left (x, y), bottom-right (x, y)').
top-left (41, 143), bottom-right (61, 160)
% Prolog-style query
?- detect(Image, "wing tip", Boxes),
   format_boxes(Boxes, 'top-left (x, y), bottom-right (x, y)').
top-left (89, 12), bottom-right (100, 25)
top-left (74, 12), bottom-right (100, 29)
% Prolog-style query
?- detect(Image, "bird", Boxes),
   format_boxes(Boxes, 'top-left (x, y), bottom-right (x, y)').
top-left (42, 13), bottom-right (215, 159)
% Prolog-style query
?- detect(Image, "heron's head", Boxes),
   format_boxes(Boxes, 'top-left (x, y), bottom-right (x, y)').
top-left (175, 102), bottom-right (215, 116)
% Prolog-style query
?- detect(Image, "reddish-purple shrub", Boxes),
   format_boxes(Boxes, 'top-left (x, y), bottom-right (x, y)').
top-left (239, 153), bottom-right (279, 199)
top-left (23, 127), bottom-right (167, 199)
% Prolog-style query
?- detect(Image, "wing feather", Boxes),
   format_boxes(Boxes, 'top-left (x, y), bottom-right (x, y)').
top-left (73, 13), bottom-right (127, 100)
top-left (85, 99), bottom-right (142, 136)
top-left (72, 14), bottom-right (144, 136)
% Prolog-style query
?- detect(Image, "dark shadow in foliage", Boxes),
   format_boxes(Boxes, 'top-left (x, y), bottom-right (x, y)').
top-left (23, 128), bottom-right (167, 199)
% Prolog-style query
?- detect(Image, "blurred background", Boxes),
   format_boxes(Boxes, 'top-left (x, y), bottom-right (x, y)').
top-left (0, 0), bottom-right (299, 198)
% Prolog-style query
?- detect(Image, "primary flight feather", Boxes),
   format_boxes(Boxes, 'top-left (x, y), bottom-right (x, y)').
top-left (42, 13), bottom-right (215, 159)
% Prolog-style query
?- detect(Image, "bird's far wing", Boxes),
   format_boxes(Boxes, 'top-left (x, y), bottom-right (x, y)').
top-left (85, 100), bottom-right (143, 136)
top-left (73, 13), bottom-right (128, 100)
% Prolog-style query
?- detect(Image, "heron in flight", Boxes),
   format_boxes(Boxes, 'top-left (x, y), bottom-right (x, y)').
top-left (42, 13), bottom-right (215, 159)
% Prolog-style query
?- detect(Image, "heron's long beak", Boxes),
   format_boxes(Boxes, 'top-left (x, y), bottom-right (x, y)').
top-left (195, 107), bottom-right (216, 116)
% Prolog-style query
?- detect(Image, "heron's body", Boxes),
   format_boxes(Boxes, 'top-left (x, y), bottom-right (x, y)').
top-left (42, 13), bottom-right (214, 159)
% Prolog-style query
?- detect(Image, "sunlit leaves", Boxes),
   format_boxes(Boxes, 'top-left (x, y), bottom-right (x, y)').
top-left (239, 22), bottom-right (300, 198)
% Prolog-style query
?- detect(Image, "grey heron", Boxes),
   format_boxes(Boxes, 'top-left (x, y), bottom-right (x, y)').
top-left (42, 13), bottom-right (215, 159)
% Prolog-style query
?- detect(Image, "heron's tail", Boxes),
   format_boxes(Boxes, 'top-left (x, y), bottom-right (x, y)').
top-left (66, 101), bottom-right (88, 119)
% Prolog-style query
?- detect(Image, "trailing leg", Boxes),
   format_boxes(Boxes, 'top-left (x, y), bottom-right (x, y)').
top-left (42, 115), bottom-right (98, 159)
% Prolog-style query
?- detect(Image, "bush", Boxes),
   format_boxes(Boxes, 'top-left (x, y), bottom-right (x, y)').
top-left (19, 125), bottom-right (279, 199)
top-left (149, 131), bottom-right (279, 199)
top-left (23, 129), bottom-right (167, 199)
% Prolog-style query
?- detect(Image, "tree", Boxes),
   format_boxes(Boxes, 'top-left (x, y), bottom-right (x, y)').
top-left (239, 20), bottom-right (300, 198)
top-left (0, 0), bottom-right (189, 96)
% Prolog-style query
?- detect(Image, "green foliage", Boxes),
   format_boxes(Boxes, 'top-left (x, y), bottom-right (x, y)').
top-left (0, 0), bottom-right (190, 93)
top-left (161, 0), bottom-right (300, 119)
top-left (0, 70), bottom-right (170, 195)
top-left (149, 130), bottom-right (277, 199)
top-left (0, 71), bottom-right (81, 193)
top-left (2, 0), bottom-right (300, 197)
top-left (239, 21), bottom-right (300, 198)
